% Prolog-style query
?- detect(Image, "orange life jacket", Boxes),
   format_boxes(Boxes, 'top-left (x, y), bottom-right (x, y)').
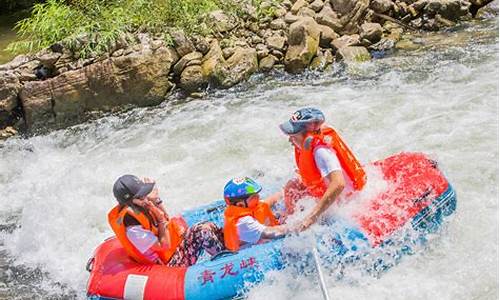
top-left (223, 202), bottom-right (279, 251)
top-left (294, 125), bottom-right (366, 197)
top-left (107, 205), bottom-right (187, 264)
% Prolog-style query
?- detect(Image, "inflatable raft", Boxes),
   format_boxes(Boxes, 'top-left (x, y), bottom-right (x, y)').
top-left (86, 152), bottom-right (456, 300)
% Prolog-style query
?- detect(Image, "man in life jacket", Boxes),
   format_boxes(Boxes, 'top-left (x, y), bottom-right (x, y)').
top-left (108, 175), bottom-right (225, 266)
top-left (279, 107), bottom-right (366, 231)
top-left (223, 177), bottom-right (297, 251)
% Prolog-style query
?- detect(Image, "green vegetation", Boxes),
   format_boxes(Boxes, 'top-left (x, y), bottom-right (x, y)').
top-left (7, 0), bottom-right (247, 58)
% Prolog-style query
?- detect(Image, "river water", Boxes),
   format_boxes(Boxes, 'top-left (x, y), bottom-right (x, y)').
top-left (0, 19), bottom-right (498, 300)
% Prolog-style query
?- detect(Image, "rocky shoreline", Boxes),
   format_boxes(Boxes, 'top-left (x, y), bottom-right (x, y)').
top-left (0, 0), bottom-right (497, 140)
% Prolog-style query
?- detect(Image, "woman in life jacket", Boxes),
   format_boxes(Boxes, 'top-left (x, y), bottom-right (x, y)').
top-left (223, 177), bottom-right (297, 251)
top-left (109, 174), bottom-right (225, 267)
top-left (279, 107), bottom-right (366, 232)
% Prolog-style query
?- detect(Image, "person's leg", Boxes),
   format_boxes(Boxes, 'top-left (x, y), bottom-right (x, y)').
top-left (168, 222), bottom-right (224, 267)
top-left (283, 178), bottom-right (309, 215)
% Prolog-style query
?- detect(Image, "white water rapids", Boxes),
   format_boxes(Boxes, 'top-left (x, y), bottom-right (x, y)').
top-left (0, 20), bottom-right (498, 300)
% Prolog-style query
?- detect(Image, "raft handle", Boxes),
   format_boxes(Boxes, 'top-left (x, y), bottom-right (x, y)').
top-left (211, 250), bottom-right (238, 261)
top-left (86, 257), bottom-right (94, 272)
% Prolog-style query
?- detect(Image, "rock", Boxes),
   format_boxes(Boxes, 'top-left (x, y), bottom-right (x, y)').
top-left (274, 7), bottom-right (288, 18)
top-left (201, 40), bottom-right (225, 81)
top-left (413, 0), bottom-right (471, 21)
top-left (370, 0), bottom-right (394, 13)
top-left (359, 22), bottom-right (383, 44)
top-left (37, 52), bottom-right (62, 68)
top-left (150, 40), bottom-right (163, 51)
top-left (251, 35), bottom-right (264, 45)
top-left (475, 0), bottom-right (498, 18)
top-left (270, 18), bottom-right (288, 30)
top-left (0, 72), bottom-right (21, 128)
top-left (395, 39), bottom-right (419, 50)
top-left (223, 47), bottom-right (237, 59)
top-left (219, 47), bottom-right (258, 88)
top-left (310, 52), bottom-right (327, 70)
top-left (316, 5), bottom-right (343, 31)
top-left (330, 0), bottom-right (357, 15)
top-left (179, 65), bottom-right (207, 92)
top-left (284, 17), bottom-right (321, 73)
top-left (0, 55), bottom-right (31, 71)
top-left (368, 38), bottom-right (396, 51)
top-left (318, 24), bottom-right (340, 47)
top-left (435, 13), bottom-right (456, 26)
top-left (338, 0), bottom-right (370, 34)
top-left (192, 36), bottom-right (210, 55)
top-left (271, 49), bottom-right (285, 60)
top-left (331, 34), bottom-right (361, 50)
top-left (310, 0), bottom-right (325, 12)
top-left (283, 0), bottom-right (293, 9)
top-left (291, 0), bottom-right (308, 14)
top-left (324, 49), bottom-right (335, 64)
top-left (259, 55), bottom-right (277, 72)
top-left (267, 35), bottom-right (287, 50)
top-left (298, 7), bottom-right (317, 17)
top-left (336, 46), bottom-right (371, 62)
top-left (285, 12), bottom-right (300, 23)
top-left (0, 126), bottom-right (17, 140)
top-left (256, 44), bottom-right (270, 59)
top-left (19, 47), bottom-right (178, 131)
top-left (170, 30), bottom-right (195, 57)
top-left (208, 10), bottom-right (237, 33)
top-left (112, 49), bottom-right (124, 57)
top-left (173, 51), bottom-right (203, 76)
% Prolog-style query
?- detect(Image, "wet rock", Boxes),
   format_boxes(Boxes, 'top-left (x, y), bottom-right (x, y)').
top-left (310, 51), bottom-right (328, 70)
top-left (219, 47), bottom-right (258, 88)
top-left (475, 0), bottom-right (498, 18)
top-left (435, 14), bottom-right (456, 26)
top-left (336, 46), bottom-right (371, 62)
top-left (208, 10), bottom-right (237, 33)
top-left (324, 49), bottom-right (335, 64)
top-left (267, 35), bottom-right (287, 51)
top-left (291, 0), bottom-right (308, 14)
top-left (285, 17), bottom-right (321, 73)
top-left (171, 30), bottom-right (195, 57)
top-left (179, 65), bottom-right (207, 92)
top-left (318, 25), bottom-right (340, 47)
top-left (19, 47), bottom-right (178, 131)
top-left (259, 55), bottom-right (277, 72)
top-left (360, 22), bottom-right (383, 44)
top-left (395, 39), bottom-right (420, 50)
top-left (0, 72), bottom-right (21, 128)
top-left (173, 52), bottom-right (203, 76)
top-left (331, 34), bottom-right (361, 50)
top-left (0, 126), bottom-right (17, 140)
top-left (370, 0), bottom-right (394, 13)
top-left (310, 0), bottom-right (325, 12)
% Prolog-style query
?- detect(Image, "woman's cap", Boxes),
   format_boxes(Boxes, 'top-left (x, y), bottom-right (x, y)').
top-left (113, 175), bottom-right (154, 204)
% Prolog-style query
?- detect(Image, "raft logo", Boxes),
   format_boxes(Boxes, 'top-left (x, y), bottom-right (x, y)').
top-left (233, 177), bottom-right (246, 185)
top-left (291, 111), bottom-right (302, 121)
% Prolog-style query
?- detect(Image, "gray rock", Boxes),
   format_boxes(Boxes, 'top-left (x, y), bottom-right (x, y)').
top-left (267, 35), bottom-right (287, 50)
top-left (318, 24), bottom-right (340, 47)
top-left (370, 0), bottom-right (394, 13)
top-left (259, 55), bottom-right (277, 72)
top-left (285, 17), bottom-right (321, 73)
top-left (19, 47), bottom-right (178, 131)
top-left (331, 34), bottom-right (361, 50)
top-left (412, 0), bottom-right (471, 21)
top-left (298, 7), bottom-right (317, 17)
top-left (310, 0), bottom-right (325, 12)
top-left (173, 51), bottom-right (204, 76)
top-left (336, 46), bottom-right (371, 62)
top-left (291, 0), bottom-right (308, 14)
top-left (359, 22), bottom-right (383, 44)
top-left (171, 30), bottom-right (195, 57)
top-left (476, 0), bottom-right (499, 18)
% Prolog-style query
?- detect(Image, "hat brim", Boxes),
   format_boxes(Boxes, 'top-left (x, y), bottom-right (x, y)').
top-left (279, 120), bottom-right (303, 135)
top-left (134, 182), bottom-right (155, 199)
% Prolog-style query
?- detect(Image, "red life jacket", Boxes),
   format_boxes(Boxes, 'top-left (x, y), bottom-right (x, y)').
top-left (223, 202), bottom-right (278, 251)
top-left (294, 125), bottom-right (366, 197)
top-left (108, 205), bottom-right (187, 264)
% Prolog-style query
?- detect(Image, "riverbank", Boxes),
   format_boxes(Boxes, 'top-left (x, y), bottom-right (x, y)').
top-left (0, 0), bottom-right (497, 140)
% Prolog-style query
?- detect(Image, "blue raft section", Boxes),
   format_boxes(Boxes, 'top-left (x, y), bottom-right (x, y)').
top-left (178, 184), bottom-right (456, 300)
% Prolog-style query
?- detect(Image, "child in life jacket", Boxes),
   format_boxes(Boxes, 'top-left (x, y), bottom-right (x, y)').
top-left (108, 175), bottom-right (225, 267)
top-left (223, 177), bottom-right (298, 251)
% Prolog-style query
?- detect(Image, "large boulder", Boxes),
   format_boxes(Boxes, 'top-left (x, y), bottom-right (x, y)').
top-left (19, 47), bottom-right (178, 131)
top-left (370, 0), bottom-right (394, 14)
top-left (179, 65), bottom-right (206, 93)
top-left (411, 0), bottom-right (471, 20)
top-left (0, 71), bottom-right (22, 128)
top-left (170, 30), bottom-right (195, 57)
top-left (338, 0), bottom-right (370, 34)
top-left (315, 4), bottom-right (343, 31)
top-left (201, 40), bottom-right (226, 84)
top-left (284, 17), bottom-right (321, 73)
top-left (218, 47), bottom-right (258, 88)
top-left (476, 0), bottom-right (498, 18)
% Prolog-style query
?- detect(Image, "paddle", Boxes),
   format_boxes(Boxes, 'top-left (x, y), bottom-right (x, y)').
top-left (312, 247), bottom-right (332, 300)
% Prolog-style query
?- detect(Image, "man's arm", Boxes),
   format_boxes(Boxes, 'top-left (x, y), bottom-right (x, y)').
top-left (260, 224), bottom-right (296, 239)
top-left (299, 170), bottom-right (345, 231)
